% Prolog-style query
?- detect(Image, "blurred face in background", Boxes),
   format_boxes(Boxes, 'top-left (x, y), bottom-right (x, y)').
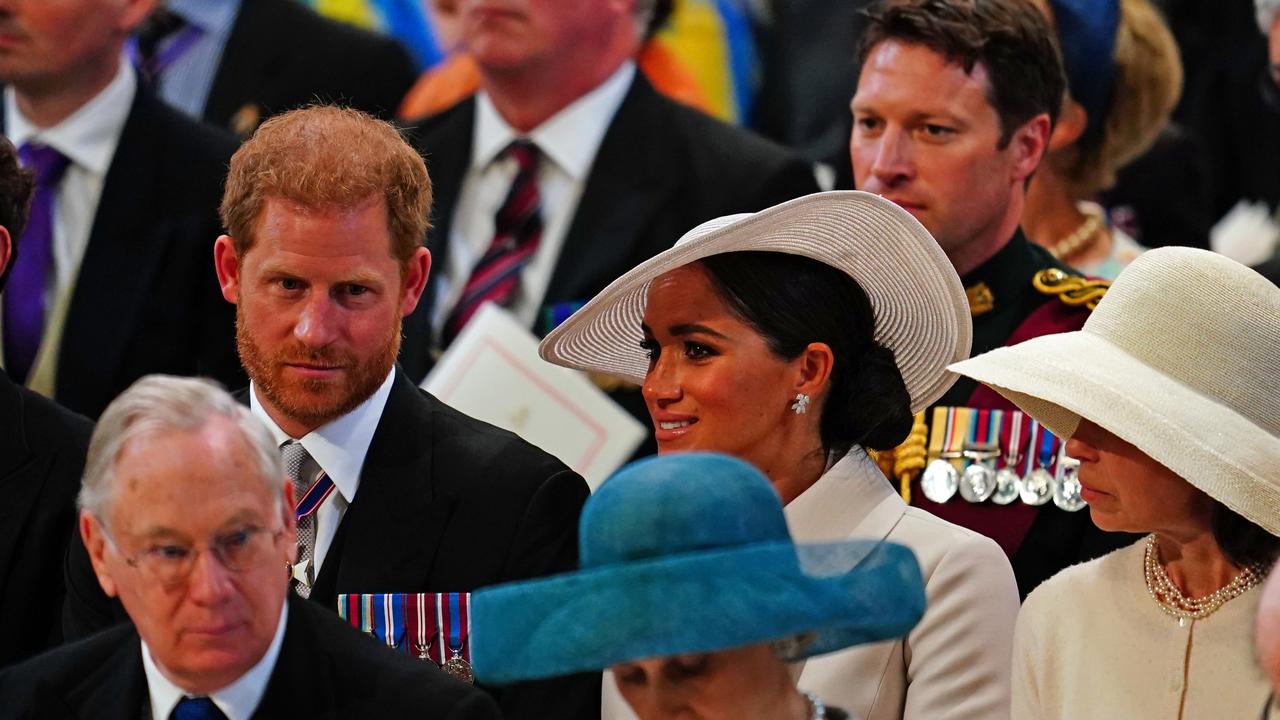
top-left (0, 0), bottom-right (152, 96)
top-left (613, 643), bottom-right (805, 720)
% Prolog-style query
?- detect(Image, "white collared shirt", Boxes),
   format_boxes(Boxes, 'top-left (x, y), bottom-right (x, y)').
top-left (153, 0), bottom-right (241, 118)
top-left (431, 61), bottom-right (636, 337)
top-left (250, 368), bottom-right (394, 573)
top-left (142, 600), bottom-right (288, 720)
top-left (0, 56), bottom-right (136, 390)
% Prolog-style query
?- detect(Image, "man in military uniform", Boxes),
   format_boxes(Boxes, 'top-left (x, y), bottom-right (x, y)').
top-left (850, 0), bottom-right (1139, 597)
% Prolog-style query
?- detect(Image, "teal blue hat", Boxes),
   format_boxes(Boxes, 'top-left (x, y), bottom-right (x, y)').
top-left (471, 453), bottom-right (926, 684)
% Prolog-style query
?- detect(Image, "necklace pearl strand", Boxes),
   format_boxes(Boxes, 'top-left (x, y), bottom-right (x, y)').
top-left (802, 690), bottom-right (827, 720)
top-left (1142, 534), bottom-right (1267, 625)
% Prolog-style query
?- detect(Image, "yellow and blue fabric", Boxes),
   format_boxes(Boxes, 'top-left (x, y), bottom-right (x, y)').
top-left (303, 0), bottom-right (442, 70)
top-left (651, 0), bottom-right (759, 124)
top-left (470, 452), bottom-right (925, 684)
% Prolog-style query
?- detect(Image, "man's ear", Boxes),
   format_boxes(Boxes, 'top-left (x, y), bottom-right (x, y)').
top-left (1046, 100), bottom-right (1088, 153)
top-left (81, 512), bottom-right (120, 598)
top-left (400, 247), bottom-right (432, 316)
top-left (119, 0), bottom-right (160, 34)
top-left (0, 225), bottom-right (11, 280)
top-left (1009, 112), bottom-right (1053, 183)
top-left (213, 235), bottom-right (242, 304)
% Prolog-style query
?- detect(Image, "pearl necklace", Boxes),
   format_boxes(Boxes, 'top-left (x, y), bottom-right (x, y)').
top-left (802, 690), bottom-right (827, 720)
top-left (1047, 205), bottom-right (1105, 260)
top-left (1142, 534), bottom-right (1267, 626)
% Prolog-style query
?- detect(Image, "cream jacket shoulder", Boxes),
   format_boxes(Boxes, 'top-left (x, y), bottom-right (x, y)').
top-left (600, 452), bottom-right (1018, 720)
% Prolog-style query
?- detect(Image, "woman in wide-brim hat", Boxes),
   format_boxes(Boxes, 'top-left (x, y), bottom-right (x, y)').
top-left (470, 452), bottom-right (927, 720)
top-left (948, 246), bottom-right (1280, 720)
top-left (538, 190), bottom-right (1020, 720)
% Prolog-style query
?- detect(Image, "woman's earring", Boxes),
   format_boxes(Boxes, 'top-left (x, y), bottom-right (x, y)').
top-left (790, 393), bottom-right (810, 415)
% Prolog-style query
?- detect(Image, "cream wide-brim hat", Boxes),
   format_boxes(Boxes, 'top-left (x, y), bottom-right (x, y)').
top-left (538, 191), bottom-right (972, 414)
top-left (949, 246), bottom-right (1280, 535)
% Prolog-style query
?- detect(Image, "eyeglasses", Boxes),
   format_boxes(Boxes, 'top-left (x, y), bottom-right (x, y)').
top-left (99, 522), bottom-right (287, 587)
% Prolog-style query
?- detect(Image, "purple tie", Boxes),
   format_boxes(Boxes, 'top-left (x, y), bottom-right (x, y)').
top-left (3, 143), bottom-right (69, 384)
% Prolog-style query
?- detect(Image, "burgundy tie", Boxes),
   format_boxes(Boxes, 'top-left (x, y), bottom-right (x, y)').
top-left (3, 143), bottom-right (69, 384)
top-left (441, 140), bottom-right (543, 346)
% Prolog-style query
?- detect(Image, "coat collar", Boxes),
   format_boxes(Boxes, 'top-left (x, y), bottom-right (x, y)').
top-left (783, 451), bottom-right (906, 543)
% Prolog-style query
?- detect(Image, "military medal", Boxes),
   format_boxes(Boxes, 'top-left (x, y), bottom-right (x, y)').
top-left (1053, 444), bottom-right (1086, 512)
top-left (1018, 420), bottom-right (1055, 506)
top-left (440, 593), bottom-right (474, 684)
top-left (379, 593), bottom-right (403, 650)
top-left (959, 409), bottom-right (1000, 503)
top-left (921, 407), bottom-right (961, 503)
top-left (409, 594), bottom-right (436, 660)
top-left (992, 410), bottom-right (1024, 505)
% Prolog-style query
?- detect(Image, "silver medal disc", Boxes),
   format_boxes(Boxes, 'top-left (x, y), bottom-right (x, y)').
top-left (1053, 456), bottom-right (1087, 511)
top-left (444, 655), bottom-right (475, 684)
top-left (1019, 468), bottom-right (1054, 505)
top-left (992, 467), bottom-right (1020, 505)
top-left (921, 459), bottom-right (959, 503)
top-left (959, 463), bottom-right (996, 503)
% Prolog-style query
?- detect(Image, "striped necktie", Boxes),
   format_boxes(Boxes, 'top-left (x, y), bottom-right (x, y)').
top-left (281, 441), bottom-right (332, 599)
top-left (441, 140), bottom-right (543, 346)
top-left (3, 144), bottom-right (70, 384)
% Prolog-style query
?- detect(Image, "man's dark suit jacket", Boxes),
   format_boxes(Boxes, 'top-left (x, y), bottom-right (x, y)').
top-left (1, 594), bottom-right (501, 719)
top-left (202, 0), bottom-right (418, 136)
top-left (1, 84), bottom-right (245, 419)
top-left (0, 371), bottom-right (92, 668)
top-left (64, 370), bottom-right (597, 719)
top-left (399, 73), bottom-right (821, 380)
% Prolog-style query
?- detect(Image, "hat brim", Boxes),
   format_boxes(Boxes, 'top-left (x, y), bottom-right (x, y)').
top-left (949, 331), bottom-right (1280, 535)
top-left (470, 539), bottom-right (925, 684)
top-left (538, 192), bottom-right (971, 414)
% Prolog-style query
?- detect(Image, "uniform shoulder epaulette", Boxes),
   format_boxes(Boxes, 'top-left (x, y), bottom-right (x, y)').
top-left (1032, 268), bottom-right (1110, 311)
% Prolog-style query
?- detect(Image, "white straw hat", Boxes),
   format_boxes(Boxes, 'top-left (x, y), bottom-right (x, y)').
top-left (949, 247), bottom-right (1280, 535)
top-left (538, 191), bottom-right (972, 414)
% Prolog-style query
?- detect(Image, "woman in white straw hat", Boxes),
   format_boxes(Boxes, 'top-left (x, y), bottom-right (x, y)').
top-left (948, 246), bottom-right (1280, 720)
top-left (540, 190), bottom-right (1020, 720)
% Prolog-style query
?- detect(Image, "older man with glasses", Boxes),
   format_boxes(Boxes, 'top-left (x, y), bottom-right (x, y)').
top-left (0, 375), bottom-right (498, 720)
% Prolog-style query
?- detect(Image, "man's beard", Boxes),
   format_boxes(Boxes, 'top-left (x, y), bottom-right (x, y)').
top-left (236, 304), bottom-right (400, 432)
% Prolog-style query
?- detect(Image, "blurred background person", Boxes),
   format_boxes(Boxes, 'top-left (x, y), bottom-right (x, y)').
top-left (541, 191), bottom-right (1020, 720)
top-left (950, 246), bottom-right (1280, 720)
top-left (0, 375), bottom-right (500, 718)
top-left (0, 135), bottom-right (93, 669)
top-left (134, 0), bottom-right (417, 138)
top-left (1259, 562), bottom-right (1280, 717)
top-left (471, 452), bottom-right (928, 720)
top-left (1022, 0), bottom-right (1183, 279)
top-left (0, 0), bottom-right (243, 418)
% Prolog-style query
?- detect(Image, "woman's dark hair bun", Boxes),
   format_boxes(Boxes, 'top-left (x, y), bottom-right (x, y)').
top-left (838, 343), bottom-right (914, 452)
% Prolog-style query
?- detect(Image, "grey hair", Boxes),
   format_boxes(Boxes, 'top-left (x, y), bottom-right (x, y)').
top-left (79, 375), bottom-right (284, 520)
top-left (1259, 0), bottom-right (1280, 34)
top-left (769, 632), bottom-right (818, 662)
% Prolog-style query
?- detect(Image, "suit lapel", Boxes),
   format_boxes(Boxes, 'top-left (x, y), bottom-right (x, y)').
top-left (0, 375), bottom-right (44, 589)
top-left (542, 75), bottom-right (679, 309)
top-left (54, 89), bottom-right (170, 412)
top-left (52, 632), bottom-right (147, 720)
top-left (203, 0), bottom-right (282, 128)
top-left (253, 598), bottom-right (334, 718)
top-left (311, 371), bottom-right (456, 606)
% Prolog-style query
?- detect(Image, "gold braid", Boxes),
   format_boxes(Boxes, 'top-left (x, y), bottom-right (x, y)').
top-left (892, 412), bottom-right (928, 503)
top-left (1032, 268), bottom-right (1111, 310)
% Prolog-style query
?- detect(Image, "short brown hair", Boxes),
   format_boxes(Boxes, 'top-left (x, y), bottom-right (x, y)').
top-left (220, 105), bottom-right (431, 267)
top-left (0, 137), bottom-right (35, 293)
top-left (1053, 0), bottom-right (1182, 196)
top-left (859, 0), bottom-right (1067, 147)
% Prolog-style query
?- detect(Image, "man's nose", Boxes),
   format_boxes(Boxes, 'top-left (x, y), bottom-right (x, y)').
top-left (294, 295), bottom-right (339, 348)
top-left (869, 126), bottom-right (914, 187)
top-left (185, 549), bottom-right (235, 605)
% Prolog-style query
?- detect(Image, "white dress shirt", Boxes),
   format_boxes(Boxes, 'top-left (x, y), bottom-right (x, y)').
top-left (152, 0), bottom-right (241, 119)
top-left (250, 368), bottom-right (396, 573)
top-left (143, 600), bottom-right (288, 720)
top-left (431, 61), bottom-right (636, 336)
top-left (0, 56), bottom-right (135, 393)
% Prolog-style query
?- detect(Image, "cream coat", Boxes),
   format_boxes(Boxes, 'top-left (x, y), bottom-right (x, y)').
top-left (601, 453), bottom-right (1018, 720)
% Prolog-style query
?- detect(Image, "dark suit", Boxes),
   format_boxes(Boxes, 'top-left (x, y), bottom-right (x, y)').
top-left (1, 594), bottom-right (500, 719)
top-left (0, 372), bottom-right (92, 668)
top-left (202, 0), bottom-right (418, 136)
top-left (64, 370), bottom-right (597, 719)
top-left (1, 84), bottom-right (245, 419)
top-left (399, 72), bottom-right (821, 379)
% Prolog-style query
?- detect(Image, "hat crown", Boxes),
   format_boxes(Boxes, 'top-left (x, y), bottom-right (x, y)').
top-left (1084, 247), bottom-right (1280, 437)
top-left (580, 453), bottom-right (792, 568)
